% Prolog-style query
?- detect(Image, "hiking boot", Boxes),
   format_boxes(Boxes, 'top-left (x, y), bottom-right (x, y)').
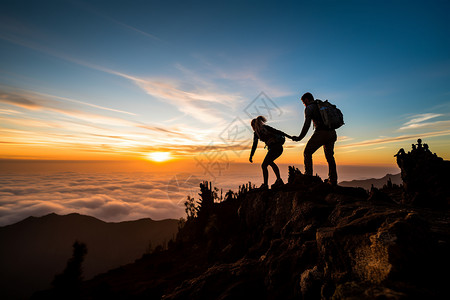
top-left (258, 183), bottom-right (268, 190)
top-left (325, 178), bottom-right (338, 186)
top-left (271, 178), bottom-right (284, 189)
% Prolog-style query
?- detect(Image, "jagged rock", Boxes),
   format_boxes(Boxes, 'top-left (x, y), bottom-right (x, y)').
top-left (367, 186), bottom-right (396, 204)
top-left (332, 282), bottom-right (407, 300)
top-left (77, 150), bottom-right (449, 299)
top-left (395, 139), bottom-right (450, 207)
top-left (288, 165), bottom-right (324, 188)
top-left (162, 258), bottom-right (266, 300)
top-left (235, 174), bottom-right (448, 299)
top-left (299, 265), bottom-right (323, 298)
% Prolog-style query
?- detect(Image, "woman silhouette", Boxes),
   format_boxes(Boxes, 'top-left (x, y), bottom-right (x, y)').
top-left (249, 116), bottom-right (292, 189)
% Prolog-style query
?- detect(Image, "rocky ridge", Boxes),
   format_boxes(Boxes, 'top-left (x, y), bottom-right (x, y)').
top-left (51, 142), bottom-right (450, 299)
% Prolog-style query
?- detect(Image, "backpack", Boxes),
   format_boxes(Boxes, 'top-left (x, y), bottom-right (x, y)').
top-left (314, 99), bottom-right (344, 129)
top-left (260, 125), bottom-right (285, 147)
top-left (270, 133), bottom-right (285, 146)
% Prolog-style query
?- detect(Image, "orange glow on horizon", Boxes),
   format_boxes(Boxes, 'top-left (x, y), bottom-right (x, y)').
top-left (146, 152), bottom-right (172, 162)
top-left (1, 134), bottom-right (448, 169)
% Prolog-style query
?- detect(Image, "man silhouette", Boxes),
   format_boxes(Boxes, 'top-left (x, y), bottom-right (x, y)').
top-left (292, 92), bottom-right (338, 185)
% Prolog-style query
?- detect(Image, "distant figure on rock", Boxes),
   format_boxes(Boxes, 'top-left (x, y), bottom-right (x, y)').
top-left (394, 148), bottom-right (405, 157)
top-left (292, 92), bottom-right (338, 186)
top-left (395, 139), bottom-right (450, 207)
top-left (417, 139), bottom-right (423, 150)
top-left (394, 148), bottom-right (406, 167)
top-left (249, 116), bottom-right (292, 189)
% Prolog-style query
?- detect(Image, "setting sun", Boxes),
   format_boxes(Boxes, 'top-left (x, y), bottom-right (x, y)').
top-left (147, 152), bottom-right (171, 162)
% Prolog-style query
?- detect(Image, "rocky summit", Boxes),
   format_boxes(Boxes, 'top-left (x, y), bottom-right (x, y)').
top-left (39, 142), bottom-right (450, 299)
top-left (395, 138), bottom-right (450, 207)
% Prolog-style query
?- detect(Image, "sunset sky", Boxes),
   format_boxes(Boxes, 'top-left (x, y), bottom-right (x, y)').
top-left (0, 1), bottom-right (449, 223)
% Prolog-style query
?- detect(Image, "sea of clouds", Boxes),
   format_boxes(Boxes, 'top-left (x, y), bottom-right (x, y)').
top-left (0, 164), bottom-right (265, 226)
top-left (0, 163), bottom-right (399, 226)
top-left (0, 172), bottom-right (199, 226)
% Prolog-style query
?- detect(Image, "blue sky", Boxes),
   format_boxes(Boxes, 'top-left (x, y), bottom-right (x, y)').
top-left (0, 0), bottom-right (449, 165)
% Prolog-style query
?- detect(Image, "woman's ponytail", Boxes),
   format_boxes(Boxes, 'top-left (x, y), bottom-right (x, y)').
top-left (251, 115), bottom-right (267, 138)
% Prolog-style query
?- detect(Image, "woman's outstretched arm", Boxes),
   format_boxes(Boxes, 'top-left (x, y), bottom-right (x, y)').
top-left (249, 133), bottom-right (258, 162)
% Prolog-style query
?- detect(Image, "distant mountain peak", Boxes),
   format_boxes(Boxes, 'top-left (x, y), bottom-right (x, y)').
top-left (339, 173), bottom-right (402, 190)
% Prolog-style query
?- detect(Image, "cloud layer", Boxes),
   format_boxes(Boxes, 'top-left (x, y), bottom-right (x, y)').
top-left (0, 165), bottom-right (268, 226)
top-left (0, 172), bottom-right (195, 226)
top-left (0, 160), bottom-right (406, 227)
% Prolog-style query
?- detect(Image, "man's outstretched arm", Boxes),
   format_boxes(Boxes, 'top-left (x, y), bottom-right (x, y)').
top-left (296, 114), bottom-right (312, 141)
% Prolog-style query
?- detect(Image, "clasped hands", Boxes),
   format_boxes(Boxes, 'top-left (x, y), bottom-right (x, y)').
top-left (287, 135), bottom-right (301, 142)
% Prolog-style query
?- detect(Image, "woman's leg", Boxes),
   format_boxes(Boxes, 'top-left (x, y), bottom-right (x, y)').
top-left (261, 158), bottom-right (270, 185)
top-left (269, 162), bottom-right (281, 180)
top-left (263, 145), bottom-right (283, 183)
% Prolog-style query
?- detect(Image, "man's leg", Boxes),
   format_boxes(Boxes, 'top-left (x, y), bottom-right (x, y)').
top-left (323, 131), bottom-right (337, 184)
top-left (304, 132), bottom-right (324, 176)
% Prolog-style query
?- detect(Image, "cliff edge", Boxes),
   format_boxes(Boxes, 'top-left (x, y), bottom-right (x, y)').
top-left (45, 142), bottom-right (449, 299)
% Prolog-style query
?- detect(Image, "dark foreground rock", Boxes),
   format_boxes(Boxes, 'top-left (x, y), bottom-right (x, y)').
top-left (76, 185), bottom-right (448, 299)
top-left (38, 142), bottom-right (450, 299)
top-left (395, 138), bottom-right (450, 207)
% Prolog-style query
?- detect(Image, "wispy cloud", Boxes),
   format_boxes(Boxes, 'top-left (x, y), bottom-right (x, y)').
top-left (74, 63), bottom-right (241, 124)
top-left (337, 136), bottom-right (354, 142)
top-left (94, 66), bottom-right (245, 124)
top-left (188, 54), bottom-right (293, 99)
top-left (0, 88), bottom-right (216, 157)
top-left (0, 20), bottom-right (286, 149)
top-left (0, 23), bottom-right (275, 125)
top-left (399, 120), bottom-right (450, 131)
top-left (0, 92), bottom-right (41, 109)
top-left (71, 0), bottom-right (161, 41)
top-left (0, 108), bottom-right (23, 115)
top-left (111, 19), bottom-right (160, 41)
top-left (24, 57), bottom-right (240, 124)
top-left (405, 113), bottom-right (443, 125)
top-left (0, 89), bottom-right (136, 127)
top-left (339, 129), bottom-right (450, 149)
top-left (1, 16), bottom-right (240, 124)
top-left (399, 113), bottom-right (444, 130)
top-left (32, 90), bottom-right (137, 116)
top-left (133, 79), bottom-right (238, 124)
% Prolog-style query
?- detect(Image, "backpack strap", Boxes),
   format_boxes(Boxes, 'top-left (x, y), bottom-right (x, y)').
top-left (311, 100), bottom-right (326, 130)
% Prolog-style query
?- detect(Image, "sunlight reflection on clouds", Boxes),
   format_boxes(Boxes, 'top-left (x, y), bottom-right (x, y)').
top-left (0, 172), bottom-right (192, 226)
top-left (0, 162), bottom-right (402, 226)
